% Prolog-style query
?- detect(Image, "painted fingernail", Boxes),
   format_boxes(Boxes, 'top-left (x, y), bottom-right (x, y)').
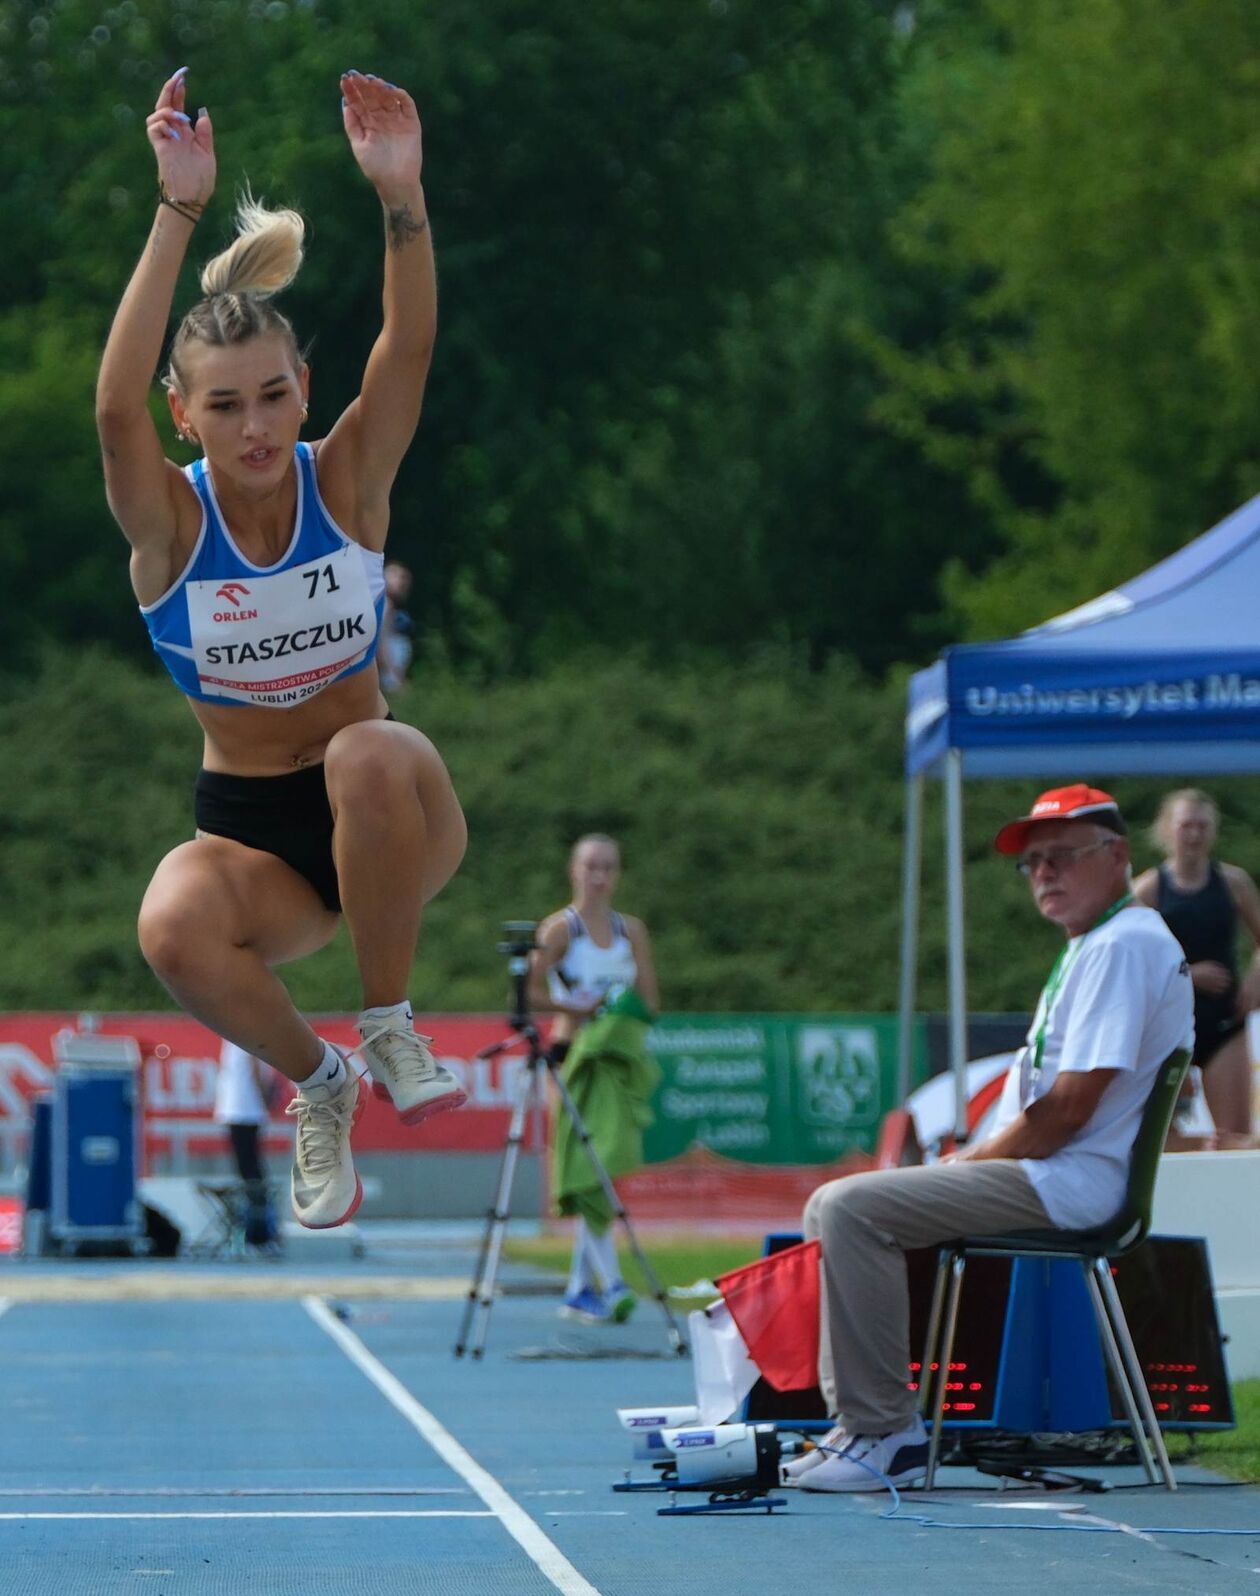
top-left (174, 111), bottom-right (191, 122)
top-left (164, 127), bottom-right (180, 140)
top-left (198, 106), bottom-right (208, 119)
top-left (175, 65), bottom-right (188, 77)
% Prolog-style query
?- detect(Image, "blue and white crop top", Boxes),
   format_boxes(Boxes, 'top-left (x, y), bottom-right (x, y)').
top-left (548, 908), bottom-right (638, 1009)
top-left (139, 442), bottom-right (386, 709)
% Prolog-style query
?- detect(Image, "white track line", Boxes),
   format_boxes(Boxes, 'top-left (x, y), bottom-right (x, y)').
top-left (0, 1486), bottom-right (465, 1498)
top-left (0, 1299), bottom-right (11, 1321)
top-left (0, 1510), bottom-right (624, 1522)
top-left (304, 1296), bottom-right (602, 1596)
top-left (0, 1511), bottom-right (493, 1521)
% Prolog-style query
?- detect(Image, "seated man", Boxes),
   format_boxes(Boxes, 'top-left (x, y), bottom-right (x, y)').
top-left (793, 784), bottom-right (1193, 1492)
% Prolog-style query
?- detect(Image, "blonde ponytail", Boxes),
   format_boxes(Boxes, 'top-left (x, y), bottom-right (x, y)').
top-left (167, 189), bottom-right (306, 395)
top-left (199, 190), bottom-right (305, 298)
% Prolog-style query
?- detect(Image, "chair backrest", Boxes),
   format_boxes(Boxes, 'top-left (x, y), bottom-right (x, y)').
top-left (1106, 1047), bottom-right (1190, 1254)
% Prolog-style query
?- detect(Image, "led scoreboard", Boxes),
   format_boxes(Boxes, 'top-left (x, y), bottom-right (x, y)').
top-left (744, 1234), bottom-right (1233, 1433)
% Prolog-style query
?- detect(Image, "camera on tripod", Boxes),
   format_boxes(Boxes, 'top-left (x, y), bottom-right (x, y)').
top-left (454, 916), bottom-right (688, 1361)
top-left (496, 920), bottom-right (538, 966)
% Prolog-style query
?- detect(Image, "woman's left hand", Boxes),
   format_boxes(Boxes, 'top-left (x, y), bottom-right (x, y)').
top-left (341, 71), bottom-right (423, 200)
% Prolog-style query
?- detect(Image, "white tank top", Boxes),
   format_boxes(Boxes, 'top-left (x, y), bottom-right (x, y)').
top-left (548, 907), bottom-right (637, 1009)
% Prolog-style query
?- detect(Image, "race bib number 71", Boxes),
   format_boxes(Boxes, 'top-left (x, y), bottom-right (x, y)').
top-left (186, 543), bottom-right (378, 708)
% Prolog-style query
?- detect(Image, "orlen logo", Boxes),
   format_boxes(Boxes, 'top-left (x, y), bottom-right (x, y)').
top-left (213, 582), bottom-right (258, 623)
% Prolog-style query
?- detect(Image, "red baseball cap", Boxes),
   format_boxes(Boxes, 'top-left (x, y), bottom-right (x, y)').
top-left (993, 784), bottom-right (1127, 855)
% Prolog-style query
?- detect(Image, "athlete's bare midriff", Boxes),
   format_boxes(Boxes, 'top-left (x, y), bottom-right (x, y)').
top-left (191, 666), bottom-right (391, 775)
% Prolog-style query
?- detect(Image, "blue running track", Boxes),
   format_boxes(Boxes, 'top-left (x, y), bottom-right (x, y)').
top-left (1, 1232), bottom-right (1258, 1594)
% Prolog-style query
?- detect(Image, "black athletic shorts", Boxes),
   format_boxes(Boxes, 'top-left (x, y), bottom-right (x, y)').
top-left (1193, 991), bottom-right (1244, 1067)
top-left (195, 764), bottom-right (341, 913)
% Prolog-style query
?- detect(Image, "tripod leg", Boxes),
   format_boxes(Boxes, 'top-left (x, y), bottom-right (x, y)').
top-left (547, 1062), bottom-right (688, 1356)
top-left (453, 1057), bottom-right (538, 1358)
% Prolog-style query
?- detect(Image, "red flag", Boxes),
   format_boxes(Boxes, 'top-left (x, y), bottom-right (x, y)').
top-left (715, 1239), bottom-right (820, 1392)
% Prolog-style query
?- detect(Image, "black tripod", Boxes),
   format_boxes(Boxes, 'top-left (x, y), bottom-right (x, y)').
top-left (453, 924), bottom-right (688, 1360)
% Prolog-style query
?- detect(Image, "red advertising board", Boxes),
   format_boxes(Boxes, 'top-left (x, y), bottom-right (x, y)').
top-left (0, 1013), bottom-right (542, 1171)
top-left (0, 1197), bottom-right (20, 1254)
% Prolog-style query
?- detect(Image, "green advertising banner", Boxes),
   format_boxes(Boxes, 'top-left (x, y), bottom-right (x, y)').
top-left (642, 1014), bottom-right (928, 1166)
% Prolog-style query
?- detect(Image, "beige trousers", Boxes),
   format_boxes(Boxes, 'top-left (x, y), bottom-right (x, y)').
top-left (803, 1161), bottom-right (1052, 1434)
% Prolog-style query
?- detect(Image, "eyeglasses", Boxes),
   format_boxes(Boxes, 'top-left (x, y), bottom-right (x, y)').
top-left (1015, 838), bottom-right (1116, 877)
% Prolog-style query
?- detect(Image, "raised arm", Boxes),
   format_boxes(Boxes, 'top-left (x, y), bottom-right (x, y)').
top-left (318, 72), bottom-right (436, 550)
top-left (96, 69), bottom-right (215, 589)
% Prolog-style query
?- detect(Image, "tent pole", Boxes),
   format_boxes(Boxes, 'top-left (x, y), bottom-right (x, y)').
top-left (944, 749), bottom-right (968, 1141)
top-left (897, 772), bottom-right (925, 1106)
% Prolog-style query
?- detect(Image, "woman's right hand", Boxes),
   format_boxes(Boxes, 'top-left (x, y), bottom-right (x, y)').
top-left (1189, 959), bottom-right (1233, 994)
top-left (145, 68), bottom-right (215, 207)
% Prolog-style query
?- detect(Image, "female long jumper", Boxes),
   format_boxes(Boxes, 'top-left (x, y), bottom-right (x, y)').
top-left (96, 68), bottom-right (467, 1228)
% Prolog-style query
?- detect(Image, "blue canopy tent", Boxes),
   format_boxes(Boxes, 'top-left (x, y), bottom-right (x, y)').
top-left (899, 490), bottom-right (1260, 1135)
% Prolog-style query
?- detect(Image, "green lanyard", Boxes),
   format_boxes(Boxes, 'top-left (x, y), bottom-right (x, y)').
top-left (1029, 892), bottom-right (1134, 1077)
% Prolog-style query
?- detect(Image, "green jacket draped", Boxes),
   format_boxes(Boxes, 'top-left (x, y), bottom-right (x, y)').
top-left (551, 987), bottom-right (659, 1236)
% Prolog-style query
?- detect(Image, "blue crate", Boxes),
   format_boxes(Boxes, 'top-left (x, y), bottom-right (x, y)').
top-left (50, 1066), bottom-right (141, 1248)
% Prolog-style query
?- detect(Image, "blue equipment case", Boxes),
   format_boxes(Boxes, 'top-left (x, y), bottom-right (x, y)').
top-left (49, 1034), bottom-right (142, 1253)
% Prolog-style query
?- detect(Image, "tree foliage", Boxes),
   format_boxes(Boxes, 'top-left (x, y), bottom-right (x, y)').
top-left (7, 3), bottom-right (1260, 1016)
top-left (884, 0), bottom-right (1260, 638)
top-left (0, 0), bottom-right (972, 676)
top-left (8, 645), bottom-right (1260, 1017)
top-left (7, 1), bottom-right (1256, 670)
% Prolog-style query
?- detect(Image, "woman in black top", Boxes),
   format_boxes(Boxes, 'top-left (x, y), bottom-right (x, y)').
top-left (1134, 789), bottom-right (1260, 1140)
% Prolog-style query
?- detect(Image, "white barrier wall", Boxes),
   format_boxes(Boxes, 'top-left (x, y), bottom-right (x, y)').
top-left (1152, 1149), bottom-right (1260, 1380)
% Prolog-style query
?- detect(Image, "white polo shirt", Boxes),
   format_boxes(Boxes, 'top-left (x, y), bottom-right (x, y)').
top-left (990, 904), bottom-right (1193, 1229)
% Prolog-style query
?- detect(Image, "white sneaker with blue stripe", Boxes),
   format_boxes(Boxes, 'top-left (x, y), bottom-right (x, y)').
top-left (799, 1414), bottom-right (928, 1493)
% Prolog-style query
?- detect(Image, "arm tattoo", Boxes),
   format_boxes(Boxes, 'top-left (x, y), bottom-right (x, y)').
top-left (386, 204), bottom-right (429, 252)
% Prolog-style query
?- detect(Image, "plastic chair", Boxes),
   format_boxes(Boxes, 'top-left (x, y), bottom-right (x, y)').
top-left (919, 1048), bottom-right (1190, 1491)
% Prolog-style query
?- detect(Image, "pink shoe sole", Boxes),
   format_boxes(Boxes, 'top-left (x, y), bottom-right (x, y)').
top-left (294, 1174), bottom-right (363, 1231)
top-left (372, 1081), bottom-right (469, 1125)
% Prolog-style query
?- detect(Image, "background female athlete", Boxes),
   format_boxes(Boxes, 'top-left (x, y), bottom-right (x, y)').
top-left (1135, 788), bottom-right (1260, 1141)
top-left (528, 834), bottom-right (659, 1322)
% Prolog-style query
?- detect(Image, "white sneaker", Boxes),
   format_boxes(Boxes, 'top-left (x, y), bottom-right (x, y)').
top-left (799, 1414), bottom-right (929, 1493)
top-left (780, 1423), bottom-right (849, 1485)
top-left (288, 1066), bottom-right (362, 1229)
top-left (360, 1022), bottom-right (467, 1125)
